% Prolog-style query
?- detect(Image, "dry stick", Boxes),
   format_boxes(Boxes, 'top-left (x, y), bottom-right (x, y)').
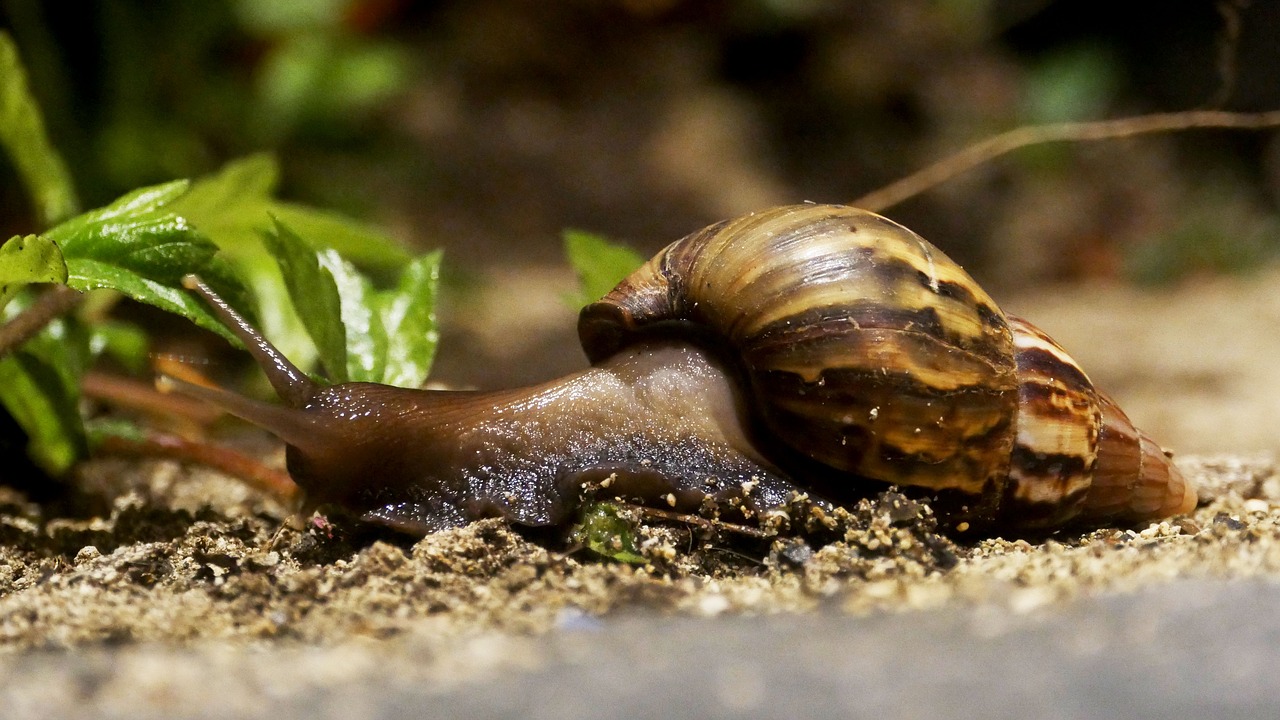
top-left (82, 370), bottom-right (224, 428)
top-left (620, 503), bottom-right (773, 539)
top-left (96, 431), bottom-right (300, 505)
top-left (853, 109), bottom-right (1280, 213)
top-left (0, 284), bottom-right (82, 357)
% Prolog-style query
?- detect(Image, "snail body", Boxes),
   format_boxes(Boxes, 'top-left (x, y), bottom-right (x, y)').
top-left (169, 204), bottom-right (1195, 535)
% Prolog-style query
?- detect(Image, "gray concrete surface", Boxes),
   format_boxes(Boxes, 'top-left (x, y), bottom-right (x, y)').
top-left (3, 578), bottom-right (1276, 719)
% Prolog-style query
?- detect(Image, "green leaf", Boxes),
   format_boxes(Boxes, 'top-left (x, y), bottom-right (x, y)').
top-left (58, 180), bottom-right (191, 229)
top-left (176, 154), bottom-right (280, 212)
top-left (0, 234), bottom-right (67, 310)
top-left (270, 202), bottom-right (410, 272)
top-left (270, 220), bottom-right (440, 387)
top-left (169, 154), bottom-right (410, 366)
top-left (264, 218), bottom-right (348, 382)
top-left (63, 258), bottom-right (238, 339)
top-left (317, 248), bottom-right (442, 387)
top-left (0, 32), bottom-right (78, 226)
top-left (41, 180), bottom-right (253, 343)
top-left (569, 502), bottom-right (647, 564)
top-left (563, 229), bottom-right (644, 307)
top-left (61, 215), bottom-right (216, 286)
top-left (377, 250), bottom-right (441, 389)
top-left (317, 248), bottom-right (385, 382)
top-left (0, 307), bottom-right (89, 475)
top-left (0, 352), bottom-right (84, 474)
top-left (170, 154), bottom-right (408, 271)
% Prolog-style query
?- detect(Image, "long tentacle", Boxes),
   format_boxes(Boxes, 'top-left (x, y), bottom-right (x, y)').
top-left (156, 375), bottom-right (321, 453)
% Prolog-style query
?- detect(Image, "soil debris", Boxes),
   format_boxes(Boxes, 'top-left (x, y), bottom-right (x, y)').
top-left (1, 453), bottom-right (1277, 650)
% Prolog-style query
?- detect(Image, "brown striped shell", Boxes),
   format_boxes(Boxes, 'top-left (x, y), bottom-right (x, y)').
top-left (578, 204), bottom-right (1195, 531)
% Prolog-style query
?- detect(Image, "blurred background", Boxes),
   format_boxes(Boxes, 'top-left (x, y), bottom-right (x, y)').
top-left (2, 0), bottom-right (1279, 454)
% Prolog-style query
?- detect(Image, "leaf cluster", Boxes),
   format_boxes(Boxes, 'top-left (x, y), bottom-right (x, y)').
top-left (0, 32), bottom-right (441, 476)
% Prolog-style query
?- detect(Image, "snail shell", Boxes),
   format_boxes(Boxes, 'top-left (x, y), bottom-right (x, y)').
top-left (579, 204), bottom-right (1194, 531)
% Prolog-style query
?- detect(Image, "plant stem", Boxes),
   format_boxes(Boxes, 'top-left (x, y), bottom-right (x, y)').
top-left (855, 109), bottom-right (1280, 212)
top-left (0, 284), bottom-right (82, 357)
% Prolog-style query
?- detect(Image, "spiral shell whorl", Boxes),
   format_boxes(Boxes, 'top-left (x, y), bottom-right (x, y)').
top-left (1003, 317), bottom-right (1102, 528)
top-left (579, 205), bottom-right (1024, 516)
top-left (579, 204), bottom-right (1198, 530)
top-left (1002, 316), bottom-right (1195, 529)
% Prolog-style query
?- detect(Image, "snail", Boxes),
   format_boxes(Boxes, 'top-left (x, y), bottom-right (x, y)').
top-left (162, 204), bottom-right (1197, 536)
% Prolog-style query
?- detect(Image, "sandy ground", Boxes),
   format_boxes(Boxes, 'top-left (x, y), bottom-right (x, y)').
top-left (3, 269), bottom-right (1280, 718)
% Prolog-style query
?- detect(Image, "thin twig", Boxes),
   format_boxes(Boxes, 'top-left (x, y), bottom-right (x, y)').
top-left (853, 109), bottom-right (1280, 213)
top-left (82, 370), bottom-right (224, 428)
top-left (96, 431), bottom-right (300, 505)
top-left (621, 502), bottom-right (773, 539)
top-left (0, 284), bottom-right (82, 357)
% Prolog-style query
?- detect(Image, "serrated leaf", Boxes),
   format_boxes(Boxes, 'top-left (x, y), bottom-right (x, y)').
top-left (166, 156), bottom-right (314, 364)
top-left (0, 32), bottom-right (78, 226)
top-left (0, 234), bottom-right (67, 309)
top-left (173, 154), bottom-right (279, 215)
top-left (169, 155), bottom-right (410, 367)
top-left (271, 220), bottom-right (440, 388)
top-left (49, 181), bottom-right (190, 239)
top-left (317, 248), bottom-right (385, 383)
top-left (270, 203), bottom-right (409, 272)
top-left (377, 250), bottom-right (441, 388)
top-left (165, 156), bottom-right (278, 261)
top-left (59, 214), bottom-right (216, 286)
top-left (39, 180), bottom-right (253, 343)
top-left (63, 257), bottom-right (242, 344)
top-left (170, 154), bottom-right (408, 271)
top-left (563, 229), bottom-right (644, 307)
top-left (264, 218), bottom-right (347, 382)
top-left (316, 247), bottom-right (442, 387)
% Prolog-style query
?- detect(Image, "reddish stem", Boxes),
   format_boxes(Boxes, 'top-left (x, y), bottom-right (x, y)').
top-left (96, 431), bottom-right (300, 506)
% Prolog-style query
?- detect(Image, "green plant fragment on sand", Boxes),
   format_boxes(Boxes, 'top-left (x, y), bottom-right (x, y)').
top-left (570, 503), bottom-right (647, 565)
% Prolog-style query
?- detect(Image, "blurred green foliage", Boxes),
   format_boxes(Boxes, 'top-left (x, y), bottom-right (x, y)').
top-left (0, 31), bottom-right (76, 225)
top-left (1021, 44), bottom-right (1121, 125)
top-left (1, 0), bottom-right (412, 216)
top-left (4, 0), bottom-right (1279, 340)
top-left (0, 296), bottom-right (88, 474)
top-left (563, 229), bottom-right (646, 308)
top-left (1126, 187), bottom-right (1280, 284)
